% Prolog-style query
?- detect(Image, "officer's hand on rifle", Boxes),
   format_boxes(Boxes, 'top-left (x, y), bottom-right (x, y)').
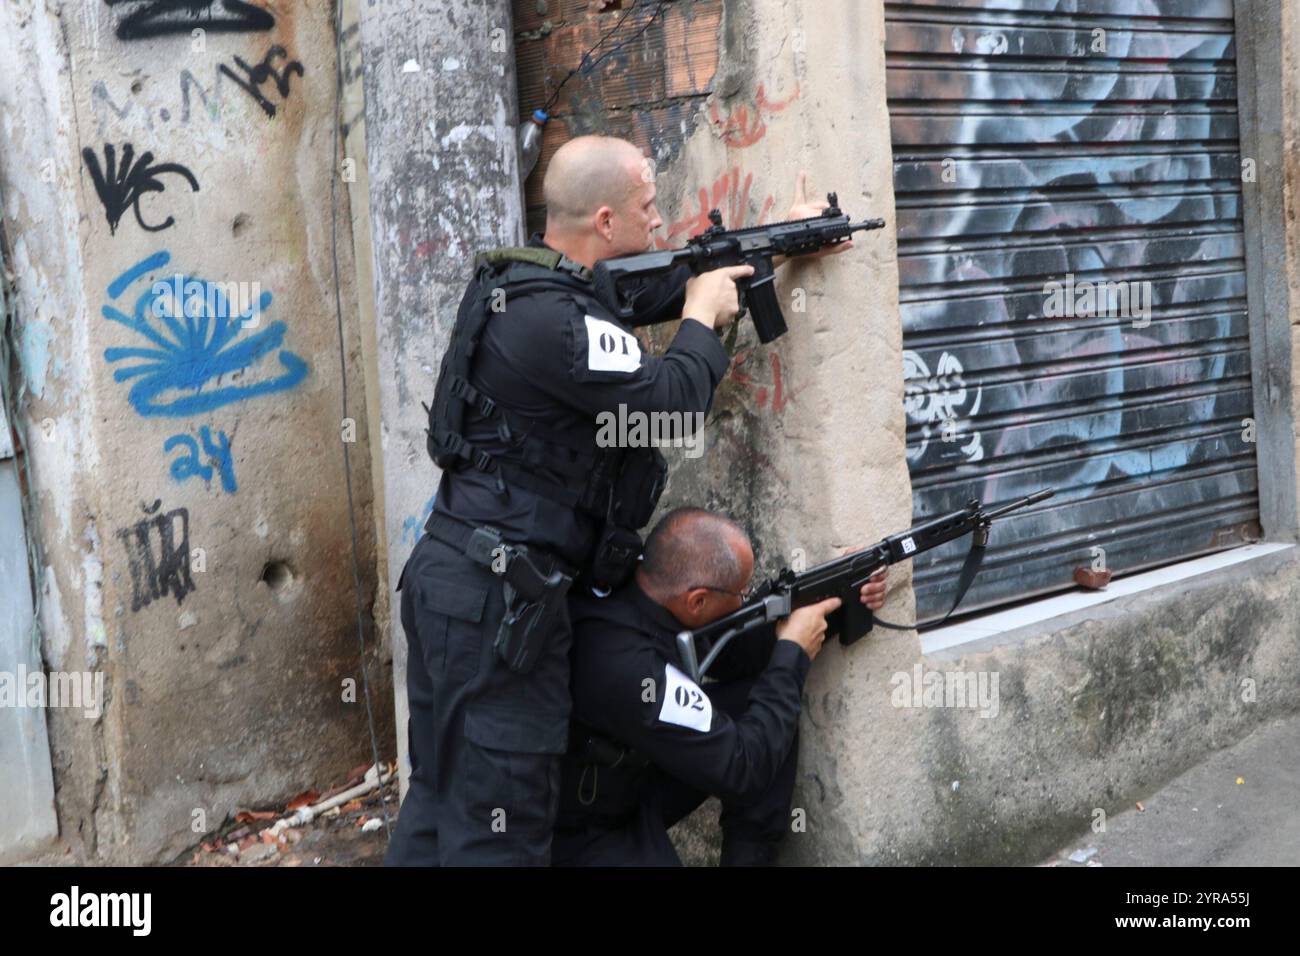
top-left (859, 568), bottom-right (888, 610)
top-left (683, 264), bottom-right (755, 330)
top-left (774, 170), bottom-right (856, 266)
top-left (775, 595), bottom-right (842, 662)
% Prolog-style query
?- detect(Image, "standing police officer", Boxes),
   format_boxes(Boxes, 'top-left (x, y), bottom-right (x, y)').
top-left (386, 135), bottom-right (849, 865)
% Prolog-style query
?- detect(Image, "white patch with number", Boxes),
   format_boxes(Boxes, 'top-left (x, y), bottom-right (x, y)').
top-left (659, 663), bottom-right (713, 732)
top-left (584, 315), bottom-right (642, 372)
top-left (901, 536), bottom-right (916, 555)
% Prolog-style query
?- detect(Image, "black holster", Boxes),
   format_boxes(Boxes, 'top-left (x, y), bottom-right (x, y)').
top-left (463, 525), bottom-right (574, 674)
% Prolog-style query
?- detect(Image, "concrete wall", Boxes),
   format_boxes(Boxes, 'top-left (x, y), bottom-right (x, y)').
top-left (358, 0), bottom-right (525, 794)
top-left (0, 0), bottom-right (390, 863)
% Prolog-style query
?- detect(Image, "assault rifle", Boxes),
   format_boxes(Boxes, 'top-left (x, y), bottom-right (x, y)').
top-left (592, 193), bottom-right (885, 344)
top-left (675, 490), bottom-right (1055, 683)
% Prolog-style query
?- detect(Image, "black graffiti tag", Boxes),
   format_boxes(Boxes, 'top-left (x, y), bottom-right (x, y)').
top-left (219, 45), bottom-right (304, 119)
top-left (117, 500), bottom-right (195, 612)
top-left (82, 143), bottom-right (200, 235)
top-left (104, 0), bottom-right (274, 40)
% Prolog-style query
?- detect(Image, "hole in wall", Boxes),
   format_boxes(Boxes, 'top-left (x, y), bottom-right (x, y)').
top-left (232, 213), bottom-right (251, 236)
top-left (260, 560), bottom-right (295, 592)
top-left (131, 79), bottom-right (143, 94)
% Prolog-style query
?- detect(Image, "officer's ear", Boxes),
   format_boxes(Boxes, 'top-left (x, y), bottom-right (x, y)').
top-left (678, 587), bottom-right (712, 625)
top-left (593, 205), bottom-right (616, 242)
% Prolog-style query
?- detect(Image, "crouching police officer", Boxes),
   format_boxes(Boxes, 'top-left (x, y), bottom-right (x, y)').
top-left (552, 507), bottom-right (888, 866)
top-left (385, 136), bottom-right (758, 866)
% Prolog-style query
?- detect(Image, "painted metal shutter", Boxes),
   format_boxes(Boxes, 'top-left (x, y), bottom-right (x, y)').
top-left (884, 0), bottom-right (1258, 619)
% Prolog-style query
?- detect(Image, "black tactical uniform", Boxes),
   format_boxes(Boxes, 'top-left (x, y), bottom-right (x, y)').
top-left (385, 236), bottom-right (731, 866)
top-left (552, 581), bottom-right (811, 866)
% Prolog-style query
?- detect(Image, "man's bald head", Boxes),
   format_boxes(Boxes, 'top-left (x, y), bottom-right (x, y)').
top-left (639, 507), bottom-right (752, 600)
top-left (543, 135), bottom-right (647, 230)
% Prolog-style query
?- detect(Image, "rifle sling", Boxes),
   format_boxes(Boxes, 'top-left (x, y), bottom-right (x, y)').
top-left (872, 534), bottom-right (987, 633)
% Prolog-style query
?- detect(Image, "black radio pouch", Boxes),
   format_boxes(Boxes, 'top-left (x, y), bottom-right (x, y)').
top-left (611, 446), bottom-right (668, 530)
top-left (588, 523), bottom-right (644, 594)
top-left (586, 446), bottom-right (670, 593)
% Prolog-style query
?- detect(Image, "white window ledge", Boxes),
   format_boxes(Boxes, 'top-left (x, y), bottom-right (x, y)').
top-left (921, 542), bottom-right (1297, 657)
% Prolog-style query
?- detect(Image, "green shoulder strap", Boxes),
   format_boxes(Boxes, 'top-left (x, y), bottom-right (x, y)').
top-left (474, 246), bottom-right (592, 282)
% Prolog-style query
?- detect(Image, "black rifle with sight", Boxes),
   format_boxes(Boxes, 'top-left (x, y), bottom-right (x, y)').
top-left (592, 193), bottom-right (886, 344)
top-left (675, 490), bottom-right (1055, 683)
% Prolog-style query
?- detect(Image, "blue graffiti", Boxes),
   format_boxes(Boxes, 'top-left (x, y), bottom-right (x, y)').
top-left (102, 251), bottom-right (307, 417)
top-left (402, 493), bottom-right (437, 545)
top-left (165, 426), bottom-right (237, 493)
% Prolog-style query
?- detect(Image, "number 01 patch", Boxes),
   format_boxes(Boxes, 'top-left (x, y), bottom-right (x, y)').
top-left (584, 315), bottom-right (642, 373)
top-left (660, 663), bottom-right (713, 733)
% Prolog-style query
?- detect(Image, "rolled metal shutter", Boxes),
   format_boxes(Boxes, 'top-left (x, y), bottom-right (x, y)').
top-left (884, 0), bottom-right (1259, 618)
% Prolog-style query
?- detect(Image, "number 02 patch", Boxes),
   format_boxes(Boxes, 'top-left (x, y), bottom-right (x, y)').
top-left (583, 315), bottom-right (642, 373)
top-left (660, 663), bottom-right (713, 732)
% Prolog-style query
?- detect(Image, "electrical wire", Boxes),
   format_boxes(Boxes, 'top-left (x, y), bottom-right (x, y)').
top-left (542, 0), bottom-right (670, 114)
top-left (329, 0), bottom-right (391, 840)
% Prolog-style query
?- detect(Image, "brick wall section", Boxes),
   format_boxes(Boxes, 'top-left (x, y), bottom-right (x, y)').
top-left (513, 0), bottom-right (722, 235)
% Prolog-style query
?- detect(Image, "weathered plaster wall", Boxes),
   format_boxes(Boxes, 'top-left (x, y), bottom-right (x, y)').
top-left (358, 0), bottom-right (525, 794)
top-left (0, 0), bottom-right (390, 863)
top-left (661, 0), bottom-right (919, 865)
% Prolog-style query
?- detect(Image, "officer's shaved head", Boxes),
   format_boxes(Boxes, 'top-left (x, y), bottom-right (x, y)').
top-left (639, 507), bottom-right (751, 598)
top-left (544, 135), bottom-right (647, 230)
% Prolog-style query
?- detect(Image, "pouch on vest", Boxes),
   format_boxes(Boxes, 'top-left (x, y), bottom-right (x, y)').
top-left (425, 247), bottom-right (592, 477)
top-left (611, 446), bottom-right (668, 531)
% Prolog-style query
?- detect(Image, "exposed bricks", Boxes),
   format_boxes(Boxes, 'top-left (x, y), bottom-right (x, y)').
top-left (538, 16), bottom-right (667, 113)
top-left (663, 1), bottom-right (720, 97)
top-left (513, 0), bottom-right (721, 231)
top-left (513, 0), bottom-right (593, 35)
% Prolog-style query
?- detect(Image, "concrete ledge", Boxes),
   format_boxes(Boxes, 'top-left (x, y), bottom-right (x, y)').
top-left (923, 543), bottom-right (1299, 660)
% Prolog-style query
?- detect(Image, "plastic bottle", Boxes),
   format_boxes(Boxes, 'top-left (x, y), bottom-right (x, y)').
top-left (518, 109), bottom-right (548, 180)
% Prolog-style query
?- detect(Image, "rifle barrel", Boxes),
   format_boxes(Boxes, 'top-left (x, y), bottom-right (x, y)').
top-left (983, 488), bottom-right (1054, 521)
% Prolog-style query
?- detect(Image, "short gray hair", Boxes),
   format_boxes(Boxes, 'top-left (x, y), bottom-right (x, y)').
top-left (639, 507), bottom-right (749, 596)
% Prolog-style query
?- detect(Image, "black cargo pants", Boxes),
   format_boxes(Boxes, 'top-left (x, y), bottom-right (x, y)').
top-left (384, 533), bottom-right (572, 866)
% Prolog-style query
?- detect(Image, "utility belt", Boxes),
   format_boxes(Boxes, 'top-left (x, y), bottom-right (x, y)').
top-left (425, 511), bottom-right (576, 675)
